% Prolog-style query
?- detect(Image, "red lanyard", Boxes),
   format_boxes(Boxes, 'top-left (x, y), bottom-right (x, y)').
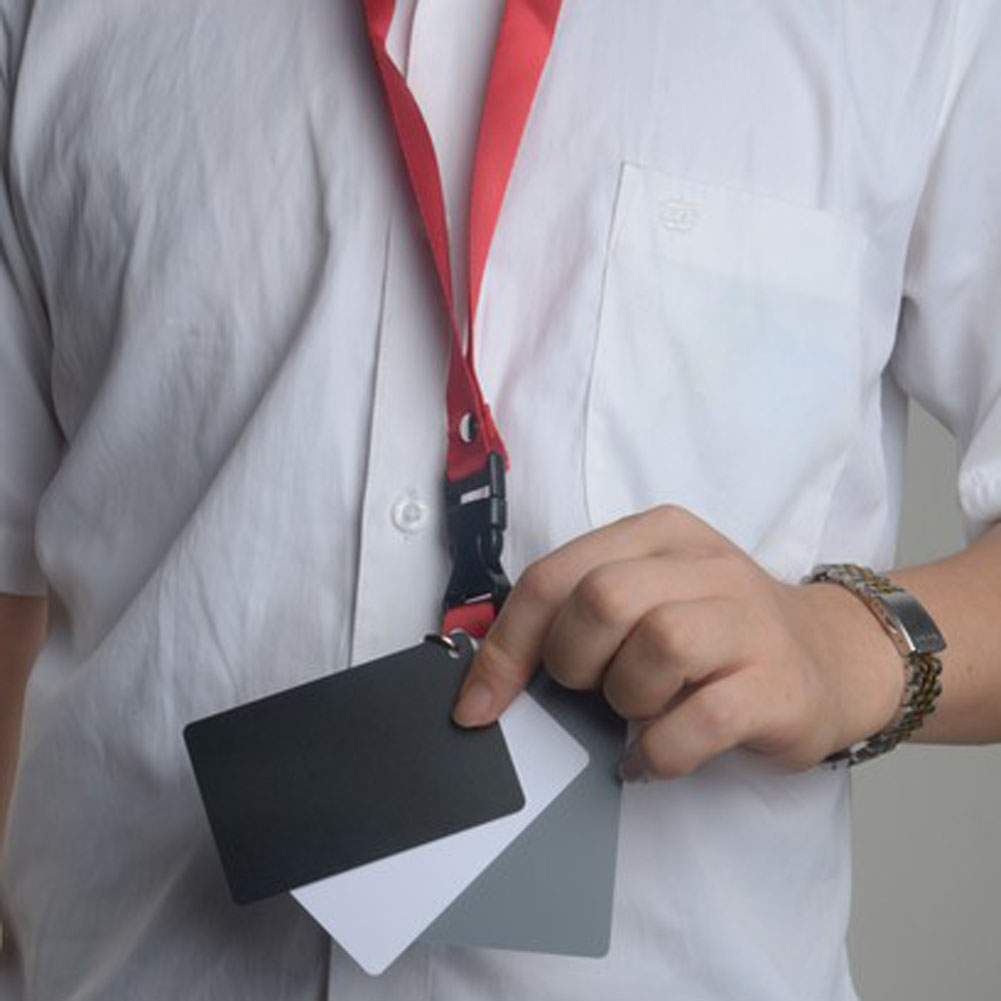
top-left (364, 0), bottom-right (563, 636)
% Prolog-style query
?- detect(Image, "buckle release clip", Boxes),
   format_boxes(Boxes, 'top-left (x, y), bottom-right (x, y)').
top-left (444, 451), bottom-right (511, 615)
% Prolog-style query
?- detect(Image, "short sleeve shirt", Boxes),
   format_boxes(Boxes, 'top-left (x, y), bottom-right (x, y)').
top-left (1, 2), bottom-right (999, 1000)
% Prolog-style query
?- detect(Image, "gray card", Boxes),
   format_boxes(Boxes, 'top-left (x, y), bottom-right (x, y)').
top-left (422, 673), bottom-right (627, 957)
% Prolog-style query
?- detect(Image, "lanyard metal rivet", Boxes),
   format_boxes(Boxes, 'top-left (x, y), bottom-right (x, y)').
top-left (458, 412), bottom-right (479, 444)
top-left (424, 632), bottom-right (476, 658)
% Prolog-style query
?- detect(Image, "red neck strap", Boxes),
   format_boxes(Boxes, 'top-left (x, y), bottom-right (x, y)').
top-left (364, 0), bottom-right (562, 632)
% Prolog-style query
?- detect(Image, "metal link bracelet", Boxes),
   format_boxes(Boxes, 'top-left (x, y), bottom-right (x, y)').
top-left (803, 563), bottom-right (945, 766)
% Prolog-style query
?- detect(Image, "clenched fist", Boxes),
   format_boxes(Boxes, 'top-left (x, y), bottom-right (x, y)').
top-left (453, 506), bottom-right (904, 780)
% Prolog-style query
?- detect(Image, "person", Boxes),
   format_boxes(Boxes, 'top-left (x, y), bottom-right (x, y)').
top-left (1, 1), bottom-right (999, 999)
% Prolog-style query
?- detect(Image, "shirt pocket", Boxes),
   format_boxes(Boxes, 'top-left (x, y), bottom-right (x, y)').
top-left (584, 164), bottom-right (864, 580)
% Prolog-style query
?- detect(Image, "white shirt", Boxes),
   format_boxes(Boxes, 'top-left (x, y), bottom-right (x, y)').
top-left (2, 2), bottom-right (1000, 999)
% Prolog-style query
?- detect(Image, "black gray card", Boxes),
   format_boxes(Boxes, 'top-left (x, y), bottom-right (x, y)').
top-left (184, 637), bottom-right (525, 904)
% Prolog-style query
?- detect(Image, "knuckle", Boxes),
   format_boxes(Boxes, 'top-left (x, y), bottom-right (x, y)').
top-left (573, 566), bottom-right (633, 628)
top-left (557, 672), bottom-right (595, 692)
top-left (601, 677), bottom-right (628, 717)
top-left (544, 644), bottom-right (591, 690)
top-left (636, 605), bottom-right (696, 665)
top-left (620, 504), bottom-right (730, 560)
top-left (653, 502), bottom-right (687, 521)
top-left (602, 673), bottom-right (643, 719)
top-left (637, 728), bottom-right (689, 780)
top-left (694, 688), bottom-right (742, 743)
top-left (648, 503), bottom-right (689, 534)
top-left (517, 558), bottom-right (562, 607)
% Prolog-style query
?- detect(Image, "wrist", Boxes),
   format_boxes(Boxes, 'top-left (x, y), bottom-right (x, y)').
top-left (792, 580), bottom-right (906, 756)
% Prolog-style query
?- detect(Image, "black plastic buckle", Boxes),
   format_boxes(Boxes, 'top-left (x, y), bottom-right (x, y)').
top-left (443, 451), bottom-right (511, 613)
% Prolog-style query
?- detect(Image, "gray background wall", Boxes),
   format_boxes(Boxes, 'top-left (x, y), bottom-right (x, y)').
top-left (848, 405), bottom-right (1001, 999)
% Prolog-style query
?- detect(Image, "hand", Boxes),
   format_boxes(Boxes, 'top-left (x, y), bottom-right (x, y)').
top-left (452, 506), bottom-right (905, 779)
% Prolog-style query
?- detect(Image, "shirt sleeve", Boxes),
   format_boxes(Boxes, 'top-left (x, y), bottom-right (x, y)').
top-left (891, 0), bottom-right (1001, 542)
top-left (0, 73), bottom-right (62, 595)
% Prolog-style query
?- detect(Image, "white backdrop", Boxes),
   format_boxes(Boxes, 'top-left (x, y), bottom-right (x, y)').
top-left (848, 405), bottom-right (1001, 999)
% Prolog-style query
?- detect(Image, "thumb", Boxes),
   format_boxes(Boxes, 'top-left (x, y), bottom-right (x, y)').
top-left (451, 638), bottom-right (534, 728)
top-left (452, 577), bottom-right (554, 727)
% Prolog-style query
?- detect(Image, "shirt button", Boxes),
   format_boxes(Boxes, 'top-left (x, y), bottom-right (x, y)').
top-left (391, 495), bottom-right (430, 534)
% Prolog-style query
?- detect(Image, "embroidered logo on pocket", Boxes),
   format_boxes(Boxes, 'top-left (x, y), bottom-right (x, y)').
top-left (659, 198), bottom-right (700, 233)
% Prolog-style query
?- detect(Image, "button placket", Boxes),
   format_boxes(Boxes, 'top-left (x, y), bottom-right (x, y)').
top-left (348, 210), bottom-right (450, 668)
top-left (391, 493), bottom-right (430, 534)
